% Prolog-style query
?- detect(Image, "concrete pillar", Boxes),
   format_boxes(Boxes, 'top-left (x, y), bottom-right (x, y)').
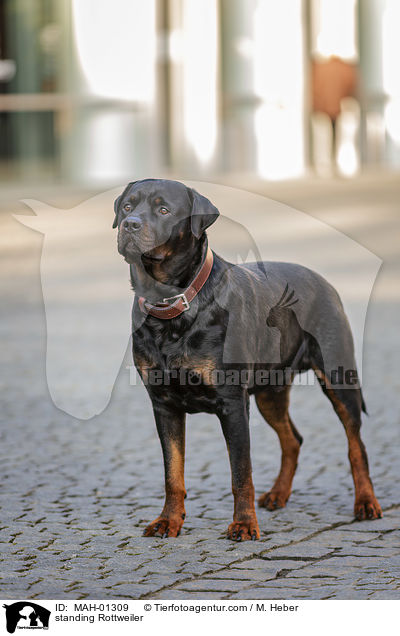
top-left (57, 0), bottom-right (163, 185)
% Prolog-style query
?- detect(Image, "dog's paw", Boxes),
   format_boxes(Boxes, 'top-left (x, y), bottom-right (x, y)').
top-left (143, 516), bottom-right (184, 538)
top-left (258, 489), bottom-right (289, 510)
top-left (226, 519), bottom-right (260, 542)
top-left (354, 495), bottom-right (382, 521)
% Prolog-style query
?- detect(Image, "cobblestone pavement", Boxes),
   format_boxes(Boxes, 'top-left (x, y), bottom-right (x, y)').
top-left (0, 175), bottom-right (399, 600)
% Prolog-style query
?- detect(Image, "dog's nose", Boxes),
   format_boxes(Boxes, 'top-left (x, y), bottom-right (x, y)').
top-left (124, 216), bottom-right (142, 232)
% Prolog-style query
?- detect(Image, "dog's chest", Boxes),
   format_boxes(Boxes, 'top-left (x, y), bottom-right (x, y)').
top-left (132, 320), bottom-right (223, 412)
top-left (134, 331), bottom-right (217, 379)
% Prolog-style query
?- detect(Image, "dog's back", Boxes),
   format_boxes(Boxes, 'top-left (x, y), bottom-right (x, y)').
top-left (215, 258), bottom-right (357, 389)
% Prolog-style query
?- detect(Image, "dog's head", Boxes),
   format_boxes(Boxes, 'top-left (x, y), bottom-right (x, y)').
top-left (113, 179), bottom-right (219, 265)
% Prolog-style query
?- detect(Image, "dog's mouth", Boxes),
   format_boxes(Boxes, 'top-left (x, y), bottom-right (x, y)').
top-left (118, 232), bottom-right (143, 256)
top-left (141, 254), bottom-right (164, 264)
top-left (118, 229), bottom-right (171, 265)
top-left (141, 248), bottom-right (166, 264)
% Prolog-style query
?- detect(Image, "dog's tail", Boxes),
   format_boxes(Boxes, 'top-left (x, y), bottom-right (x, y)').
top-left (361, 390), bottom-right (368, 415)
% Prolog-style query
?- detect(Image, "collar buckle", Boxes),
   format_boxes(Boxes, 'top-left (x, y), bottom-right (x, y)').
top-left (162, 292), bottom-right (190, 311)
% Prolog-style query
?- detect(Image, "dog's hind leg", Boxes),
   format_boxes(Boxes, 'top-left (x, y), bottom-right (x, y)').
top-left (256, 386), bottom-right (302, 510)
top-left (314, 373), bottom-right (382, 520)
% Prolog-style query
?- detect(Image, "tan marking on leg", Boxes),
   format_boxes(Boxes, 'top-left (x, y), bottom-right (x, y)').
top-left (313, 368), bottom-right (382, 520)
top-left (143, 441), bottom-right (186, 538)
top-left (163, 439), bottom-right (186, 518)
top-left (228, 474), bottom-right (260, 541)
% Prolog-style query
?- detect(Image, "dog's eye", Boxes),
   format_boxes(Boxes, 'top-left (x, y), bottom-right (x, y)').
top-left (159, 207), bottom-right (169, 215)
top-left (123, 203), bottom-right (131, 212)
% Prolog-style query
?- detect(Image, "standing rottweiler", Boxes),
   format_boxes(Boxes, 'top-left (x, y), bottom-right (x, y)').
top-left (113, 178), bottom-right (381, 541)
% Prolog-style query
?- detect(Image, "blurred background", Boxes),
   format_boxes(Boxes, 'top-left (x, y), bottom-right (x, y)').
top-left (1, 0), bottom-right (400, 186)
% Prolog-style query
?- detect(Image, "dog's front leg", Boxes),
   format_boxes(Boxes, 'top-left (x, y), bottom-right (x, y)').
top-left (218, 395), bottom-right (260, 541)
top-left (143, 405), bottom-right (186, 538)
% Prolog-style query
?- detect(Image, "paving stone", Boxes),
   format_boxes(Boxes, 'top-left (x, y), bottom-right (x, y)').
top-left (174, 578), bottom-right (255, 592)
top-left (369, 590), bottom-right (400, 599)
top-left (229, 558), bottom-right (307, 575)
top-left (208, 569), bottom-right (277, 581)
top-left (263, 544), bottom-right (333, 559)
top-left (229, 585), bottom-right (337, 600)
top-left (152, 590), bottom-right (229, 600)
top-left (335, 545), bottom-right (399, 557)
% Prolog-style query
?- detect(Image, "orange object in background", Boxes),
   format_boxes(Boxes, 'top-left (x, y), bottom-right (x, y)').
top-left (312, 56), bottom-right (358, 121)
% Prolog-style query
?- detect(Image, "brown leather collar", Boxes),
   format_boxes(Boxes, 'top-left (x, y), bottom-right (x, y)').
top-left (138, 247), bottom-right (214, 319)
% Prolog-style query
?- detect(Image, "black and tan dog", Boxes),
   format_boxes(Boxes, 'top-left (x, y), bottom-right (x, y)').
top-left (114, 178), bottom-right (382, 541)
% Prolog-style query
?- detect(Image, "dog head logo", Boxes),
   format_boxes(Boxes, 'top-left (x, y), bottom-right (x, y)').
top-left (3, 602), bottom-right (50, 633)
top-left (14, 184), bottom-right (267, 419)
top-left (14, 188), bottom-right (132, 420)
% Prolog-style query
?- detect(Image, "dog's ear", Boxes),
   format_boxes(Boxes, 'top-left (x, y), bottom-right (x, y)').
top-left (112, 195), bottom-right (122, 229)
top-left (113, 181), bottom-right (138, 228)
top-left (189, 188), bottom-right (220, 238)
